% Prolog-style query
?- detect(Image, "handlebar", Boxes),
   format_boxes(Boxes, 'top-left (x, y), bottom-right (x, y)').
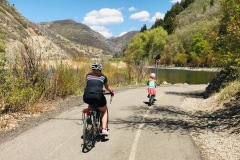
top-left (104, 92), bottom-right (112, 95)
top-left (104, 92), bottom-right (114, 104)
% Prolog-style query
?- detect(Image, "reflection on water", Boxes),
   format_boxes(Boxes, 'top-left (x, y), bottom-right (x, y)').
top-left (151, 68), bottom-right (218, 84)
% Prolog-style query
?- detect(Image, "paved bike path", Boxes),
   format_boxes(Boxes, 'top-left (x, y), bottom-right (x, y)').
top-left (0, 85), bottom-right (205, 160)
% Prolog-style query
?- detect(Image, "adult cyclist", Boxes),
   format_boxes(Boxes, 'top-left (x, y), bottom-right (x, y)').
top-left (83, 63), bottom-right (114, 136)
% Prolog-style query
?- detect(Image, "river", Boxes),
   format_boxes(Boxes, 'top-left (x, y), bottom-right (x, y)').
top-left (150, 68), bottom-right (219, 84)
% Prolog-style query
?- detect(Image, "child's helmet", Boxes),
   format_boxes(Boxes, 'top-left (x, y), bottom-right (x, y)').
top-left (150, 73), bottom-right (156, 78)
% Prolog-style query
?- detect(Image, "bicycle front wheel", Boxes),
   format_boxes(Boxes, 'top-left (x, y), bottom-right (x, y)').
top-left (149, 95), bottom-right (154, 106)
top-left (83, 114), bottom-right (96, 151)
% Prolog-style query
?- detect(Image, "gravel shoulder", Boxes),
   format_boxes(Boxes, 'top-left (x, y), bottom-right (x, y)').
top-left (180, 91), bottom-right (240, 160)
top-left (0, 85), bottom-right (239, 160)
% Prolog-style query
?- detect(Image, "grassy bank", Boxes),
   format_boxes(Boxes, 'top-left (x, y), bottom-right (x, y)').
top-left (0, 59), bottom-right (149, 114)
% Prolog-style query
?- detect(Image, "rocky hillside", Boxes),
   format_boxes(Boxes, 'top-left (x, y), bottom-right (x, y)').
top-left (0, 0), bottom-right (71, 63)
top-left (174, 0), bottom-right (223, 49)
top-left (0, 0), bottom-right (138, 65)
top-left (37, 20), bottom-right (138, 58)
top-left (109, 31), bottom-right (139, 57)
top-left (176, 0), bottom-right (223, 29)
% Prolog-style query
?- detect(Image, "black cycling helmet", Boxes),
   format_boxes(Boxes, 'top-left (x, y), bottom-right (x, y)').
top-left (91, 63), bottom-right (102, 70)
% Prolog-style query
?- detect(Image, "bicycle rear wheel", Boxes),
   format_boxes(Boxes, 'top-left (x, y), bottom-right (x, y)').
top-left (83, 114), bottom-right (96, 151)
top-left (149, 95), bottom-right (154, 106)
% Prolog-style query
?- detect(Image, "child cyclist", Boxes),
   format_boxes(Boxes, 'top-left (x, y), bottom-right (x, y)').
top-left (147, 73), bottom-right (160, 98)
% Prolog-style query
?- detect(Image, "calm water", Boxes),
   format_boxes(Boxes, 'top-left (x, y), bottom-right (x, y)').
top-left (151, 68), bottom-right (218, 84)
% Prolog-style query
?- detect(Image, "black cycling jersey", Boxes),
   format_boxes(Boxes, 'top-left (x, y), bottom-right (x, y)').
top-left (84, 72), bottom-right (108, 93)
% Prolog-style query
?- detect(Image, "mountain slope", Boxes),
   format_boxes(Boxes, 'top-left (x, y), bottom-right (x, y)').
top-left (176, 0), bottom-right (223, 29)
top-left (0, 0), bottom-right (71, 63)
top-left (37, 20), bottom-right (138, 56)
top-left (1, 0), bottom-right (138, 62)
top-left (38, 20), bottom-right (117, 54)
top-left (110, 31), bottom-right (139, 50)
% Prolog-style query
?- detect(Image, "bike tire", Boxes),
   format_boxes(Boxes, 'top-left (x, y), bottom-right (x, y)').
top-left (83, 114), bottom-right (96, 151)
top-left (149, 95), bottom-right (154, 106)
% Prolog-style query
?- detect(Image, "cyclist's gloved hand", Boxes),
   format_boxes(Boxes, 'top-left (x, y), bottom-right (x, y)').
top-left (110, 90), bottom-right (115, 96)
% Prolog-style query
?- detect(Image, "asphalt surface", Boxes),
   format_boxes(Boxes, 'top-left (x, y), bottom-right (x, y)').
top-left (0, 85), bottom-right (206, 160)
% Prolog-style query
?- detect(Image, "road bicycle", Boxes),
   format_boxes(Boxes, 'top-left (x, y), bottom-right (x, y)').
top-left (82, 93), bottom-right (113, 151)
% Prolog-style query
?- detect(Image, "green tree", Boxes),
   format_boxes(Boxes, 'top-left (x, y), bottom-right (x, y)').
top-left (125, 32), bottom-right (149, 64)
top-left (210, 0), bottom-right (214, 6)
top-left (191, 32), bottom-right (211, 64)
top-left (164, 10), bottom-right (176, 34)
top-left (217, 0), bottom-right (240, 70)
top-left (207, 52), bottom-right (222, 67)
top-left (189, 52), bottom-right (201, 65)
top-left (148, 27), bottom-right (168, 54)
top-left (174, 53), bottom-right (188, 65)
top-left (163, 2), bottom-right (185, 34)
top-left (160, 54), bottom-right (172, 65)
top-left (172, 2), bottom-right (184, 13)
top-left (164, 34), bottom-right (185, 56)
top-left (140, 24), bottom-right (147, 32)
top-left (151, 19), bottom-right (164, 29)
top-left (180, 0), bottom-right (195, 9)
top-left (125, 27), bottom-right (168, 64)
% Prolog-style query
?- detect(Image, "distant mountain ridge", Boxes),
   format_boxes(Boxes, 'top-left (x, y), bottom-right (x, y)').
top-left (0, 0), bottom-right (138, 62)
top-left (37, 19), bottom-right (139, 56)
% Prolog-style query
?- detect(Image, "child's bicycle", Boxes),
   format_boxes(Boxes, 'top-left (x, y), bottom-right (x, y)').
top-left (81, 93), bottom-right (113, 152)
top-left (148, 94), bottom-right (155, 106)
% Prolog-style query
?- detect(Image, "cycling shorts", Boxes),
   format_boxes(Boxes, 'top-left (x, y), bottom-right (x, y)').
top-left (83, 92), bottom-right (107, 107)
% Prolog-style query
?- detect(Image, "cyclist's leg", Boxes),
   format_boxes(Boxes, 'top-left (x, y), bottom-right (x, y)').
top-left (97, 94), bottom-right (108, 135)
top-left (98, 106), bottom-right (108, 129)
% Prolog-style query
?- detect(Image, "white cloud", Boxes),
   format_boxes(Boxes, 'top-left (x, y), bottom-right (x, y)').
top-left (150, 12), bottom-right (165, 22)
top-left (128, 6), bottom-right (136, 11)
top-left (82, 8), bottom-right (124, 38)
top-left (83, 8), bottom-right (124, 26)
top-left (130, 11), bottom-right (150, 21)
top-left (129, 11), bottom-right (164, 23)
top-left (119, 31), bottom-right (127, 37)
top-left (170, 0), bottom-right (181, 3)
top-left (90, 25), bottom-right (113, 38)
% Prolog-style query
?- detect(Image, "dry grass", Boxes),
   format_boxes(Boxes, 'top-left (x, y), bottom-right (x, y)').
top-left (0, 100), bottom-right (56, 131)
top-left (218, 80), bottom-right (240, 102)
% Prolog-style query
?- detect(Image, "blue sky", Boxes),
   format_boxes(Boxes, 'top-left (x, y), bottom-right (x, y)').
top-left (7, 0), bottom-right (181, 38)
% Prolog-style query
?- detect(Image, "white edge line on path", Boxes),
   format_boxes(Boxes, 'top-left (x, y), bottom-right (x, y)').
top-left (128, 110), bottom-right (150, 160)
top-left (128, 92), bottom-right (163, 160)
